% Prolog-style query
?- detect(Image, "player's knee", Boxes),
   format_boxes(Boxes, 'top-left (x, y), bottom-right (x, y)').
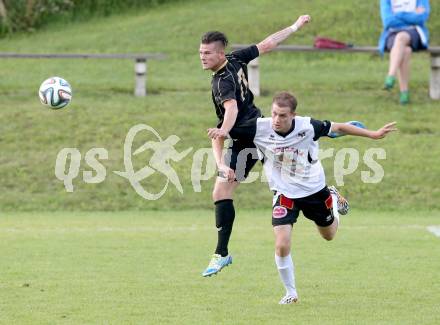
top-left (212, 188), bottom-right (220, 201)
top-left (212, 186), bottom-right (227, 201)
top-left (404, 46), bottom-right (413, 56)
top-left (212, 183), bottom-right (235, 201)
top-left (275, 238), bottom-right (290, 254)
top-left (395, 32), bottom-right (410, 44)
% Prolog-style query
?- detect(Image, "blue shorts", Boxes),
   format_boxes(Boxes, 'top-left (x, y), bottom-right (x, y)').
top-left (386, 28), bottom-right (425, 52)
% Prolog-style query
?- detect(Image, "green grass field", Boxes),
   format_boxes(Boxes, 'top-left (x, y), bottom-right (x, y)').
top-left (1, 210), bottom-right (439, 324)
top-left (1, 1), bottom-right (440, 323)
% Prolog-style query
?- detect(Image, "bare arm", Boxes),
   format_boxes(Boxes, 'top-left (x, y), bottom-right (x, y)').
top-left (211, 136), bottom-right (236, 182)
top-left (207, 99), bottom-right (238, 140)
top-left (219, 99), bottom-right (238, 135)
top-left (330, 122), bottom-right (397, 140)
top-left (257, 15), bottom-right (311, 54)
top-left (211, 136), bottom-right (225, 168)
top-left (207, 100), bottom-right (239, 182)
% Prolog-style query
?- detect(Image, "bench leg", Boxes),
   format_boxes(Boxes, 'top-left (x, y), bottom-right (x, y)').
top-left (430, 54), bottom-right (440, 100)
top-left (135, 59), bottom-right (147, 97)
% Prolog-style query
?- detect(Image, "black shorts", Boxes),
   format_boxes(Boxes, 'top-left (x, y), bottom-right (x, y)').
top-left (385, 28), bottom-right (425, 52)
top-left (272, 187), bottom-right (334, 227)
top-left (223, 138), bottom-right (259, 182)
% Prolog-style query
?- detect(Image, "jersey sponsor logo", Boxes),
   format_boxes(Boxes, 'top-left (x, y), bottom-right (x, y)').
top-left (274, 147), bottom-right (300, 155)
top-left (273, 206), bottom-right (288, 218)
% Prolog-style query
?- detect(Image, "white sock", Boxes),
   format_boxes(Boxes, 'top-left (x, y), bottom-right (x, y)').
top-left (331, 193), bottom-right (340, 224)
top-left (275, 254), bottom-right (297, 297)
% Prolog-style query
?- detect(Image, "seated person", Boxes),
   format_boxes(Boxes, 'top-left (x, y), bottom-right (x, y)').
top-left (378, 0), bottom-right (430, 105)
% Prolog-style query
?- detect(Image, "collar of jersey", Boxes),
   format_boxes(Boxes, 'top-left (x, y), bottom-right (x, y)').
top-left (212, 60), bottom-right (228, 76)
top-left (274, 120), bottom-right (296, 138)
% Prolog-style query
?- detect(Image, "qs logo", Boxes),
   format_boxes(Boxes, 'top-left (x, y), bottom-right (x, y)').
top-left (55, 124), bottom-right (193, 200)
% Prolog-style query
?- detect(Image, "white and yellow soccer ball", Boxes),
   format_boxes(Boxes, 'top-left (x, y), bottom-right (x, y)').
top-left (38, 77), bottom-right (72, 109)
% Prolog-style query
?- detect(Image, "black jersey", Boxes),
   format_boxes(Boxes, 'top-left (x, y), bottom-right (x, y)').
top-left (211, 45), bottom-right (262, 138)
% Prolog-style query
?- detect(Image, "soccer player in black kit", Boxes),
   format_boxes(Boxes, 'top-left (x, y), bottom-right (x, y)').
top-left (199, 14), bottom-right (312, 277)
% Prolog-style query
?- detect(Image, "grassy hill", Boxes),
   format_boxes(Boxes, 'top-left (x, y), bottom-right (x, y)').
top-left (1, 210), bottom-right (439, 324)
top-left (0, 0), bottom-right (439, 211)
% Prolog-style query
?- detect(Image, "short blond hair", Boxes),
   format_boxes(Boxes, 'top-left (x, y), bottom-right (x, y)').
top-left (273, 91), bottom-right (298, 113)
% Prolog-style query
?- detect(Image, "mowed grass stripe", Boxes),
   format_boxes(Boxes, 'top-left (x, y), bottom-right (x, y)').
top-left (1, 210), bottom-right (439, 324)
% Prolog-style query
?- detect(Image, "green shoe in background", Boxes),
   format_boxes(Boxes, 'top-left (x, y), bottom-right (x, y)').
top-left (399, 91), bottom-right (410, 105)
top-left (383, 75), bottom-right (396, 90)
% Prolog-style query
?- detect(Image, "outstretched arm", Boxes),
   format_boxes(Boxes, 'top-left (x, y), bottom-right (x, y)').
top-left (257, 15), bottom-right (311, 55)
top-left (330, 122), bottom-right (397, 140)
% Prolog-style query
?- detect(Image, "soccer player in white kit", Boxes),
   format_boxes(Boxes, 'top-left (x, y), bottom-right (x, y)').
top-left (252, 91), bottom-right (397, 304)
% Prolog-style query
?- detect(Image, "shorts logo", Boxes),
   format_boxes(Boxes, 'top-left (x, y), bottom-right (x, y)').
top-left (273, 206), bottom-right (288, 218)
top-left (325, 195), bottom-right (333, 209)
top-left (280, 195), bottom-right (294, 209)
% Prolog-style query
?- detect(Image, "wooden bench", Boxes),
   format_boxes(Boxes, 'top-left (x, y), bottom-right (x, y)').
top-left (232, 44), bottom-right (440, 100)
top-left (0, 52), bottom-right (166, 96)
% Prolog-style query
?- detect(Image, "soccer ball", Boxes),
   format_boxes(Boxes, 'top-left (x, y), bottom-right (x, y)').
top-left (38, 77), bottom-right (72, 109)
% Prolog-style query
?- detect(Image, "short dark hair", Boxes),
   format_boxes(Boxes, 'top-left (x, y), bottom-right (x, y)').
top-left (272, 91), bottom-right (298, 113)
top-left (201, 31), bottom-right (228, 48)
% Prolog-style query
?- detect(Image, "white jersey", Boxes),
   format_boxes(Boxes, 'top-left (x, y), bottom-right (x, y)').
top-left (253, 116), bottom-right (331, 199)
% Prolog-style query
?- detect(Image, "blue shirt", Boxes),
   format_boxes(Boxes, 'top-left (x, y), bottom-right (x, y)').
top-left (378, 0), bottom-right (430, 54)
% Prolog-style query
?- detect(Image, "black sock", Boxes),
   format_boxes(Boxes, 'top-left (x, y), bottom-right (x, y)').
top-left (214, 199), bottom-right (235, 257)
